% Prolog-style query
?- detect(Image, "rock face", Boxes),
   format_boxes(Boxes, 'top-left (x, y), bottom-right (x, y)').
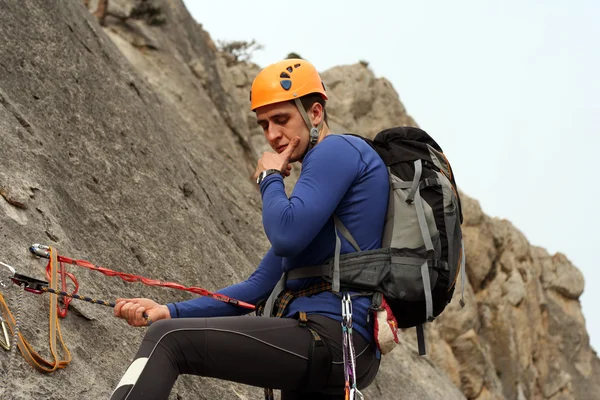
top-left (0, 1), bottom-right (597, 399)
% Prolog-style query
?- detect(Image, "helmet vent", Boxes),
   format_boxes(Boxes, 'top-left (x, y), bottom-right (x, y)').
top-left (280, 80), bottom-right (292, 90)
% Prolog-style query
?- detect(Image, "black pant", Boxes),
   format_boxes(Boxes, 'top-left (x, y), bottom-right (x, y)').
top-left (110, 314), bottom-right (380, 399)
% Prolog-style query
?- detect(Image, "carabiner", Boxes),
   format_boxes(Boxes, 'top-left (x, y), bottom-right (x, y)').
top-left (342, 293), bottom-right (353, 326)
top-left (29, 243), bottom-right (50, 259)
top-left (352, 388), bottom-right (364, 400)
top-left (0, 316), bottom-right (10, 351)
top-left (0, 261), bottom-right (16, 289)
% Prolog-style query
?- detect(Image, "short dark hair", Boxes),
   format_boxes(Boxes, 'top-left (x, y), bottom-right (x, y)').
top-left (299, 93), bottom-right (328, 124)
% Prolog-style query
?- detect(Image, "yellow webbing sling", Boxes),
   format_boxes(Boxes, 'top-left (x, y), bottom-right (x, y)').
top-left (0, 247), bottom-right (71, 372)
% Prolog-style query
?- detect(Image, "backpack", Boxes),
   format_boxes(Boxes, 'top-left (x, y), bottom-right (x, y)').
top-left (265, 126), bottom-right (466, 355)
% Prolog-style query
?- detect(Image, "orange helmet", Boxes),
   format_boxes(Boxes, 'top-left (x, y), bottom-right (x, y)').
top-left (250, 58), bottom-right (328, 111)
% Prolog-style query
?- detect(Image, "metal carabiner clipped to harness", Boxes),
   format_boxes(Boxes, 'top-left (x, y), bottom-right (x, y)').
top-left (342, 293), bottom-right (353, 326)
top-left (340, 293), bottom-right (365, 400)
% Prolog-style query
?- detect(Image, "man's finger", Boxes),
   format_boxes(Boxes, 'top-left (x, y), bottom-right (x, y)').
top-left (135, 307), bottom-right (146, 323)
top-left (114, 301), bottom-right (126, 317)
top-left (282, 137), bottom-right (300, 158)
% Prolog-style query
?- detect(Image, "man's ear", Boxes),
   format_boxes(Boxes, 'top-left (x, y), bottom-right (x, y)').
top-left (309, 102), bottom-right (324, 125)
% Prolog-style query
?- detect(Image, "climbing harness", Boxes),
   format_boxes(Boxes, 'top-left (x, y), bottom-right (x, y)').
top-left (341, 293), bottom-right (364, 400)
top-left (0, 244), bottom-right (255, 373)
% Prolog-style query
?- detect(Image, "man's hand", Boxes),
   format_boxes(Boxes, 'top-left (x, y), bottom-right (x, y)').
top-left (114, 298), bottom-right (171, 327)
top-left (253, 136), bottom-right (300, 181)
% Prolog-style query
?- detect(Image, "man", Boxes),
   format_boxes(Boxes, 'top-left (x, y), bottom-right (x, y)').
top-left (110, 59), bottom-right (389, 399)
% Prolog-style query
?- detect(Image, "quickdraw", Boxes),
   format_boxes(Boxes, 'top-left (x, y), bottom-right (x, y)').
top-left (341, 293), bottom-right (364, 400)
top-left (0, 244), bottom-right (256, 373)
top-left (30, 244), bottom-right (256, 312)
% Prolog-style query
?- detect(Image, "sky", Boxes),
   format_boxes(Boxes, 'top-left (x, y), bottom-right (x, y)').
top-left (183, 0), bottom-right (600, 352)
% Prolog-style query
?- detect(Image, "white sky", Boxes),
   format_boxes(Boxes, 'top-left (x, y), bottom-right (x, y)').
top-left (183, 0), bottom-right (600, 352)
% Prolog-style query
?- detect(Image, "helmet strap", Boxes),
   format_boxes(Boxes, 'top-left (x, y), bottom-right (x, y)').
top-left (294, 98), bottom-right (323, 154)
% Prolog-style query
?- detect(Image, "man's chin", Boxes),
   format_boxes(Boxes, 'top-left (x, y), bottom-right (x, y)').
top-left (288, 153), bottom-right (301, 163)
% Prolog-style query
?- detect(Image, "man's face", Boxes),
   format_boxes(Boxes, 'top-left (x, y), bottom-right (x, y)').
top-left (255, 101), bottom-right (309, 163)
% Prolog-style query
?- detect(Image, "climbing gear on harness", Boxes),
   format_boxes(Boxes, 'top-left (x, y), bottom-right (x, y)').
top-left (30, 244), bottom-right (256, 312)
top-left (342, 293), bottom-right (364, 400)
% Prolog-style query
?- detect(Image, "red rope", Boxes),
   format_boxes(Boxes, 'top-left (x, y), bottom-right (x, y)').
top-left (51, 254), bottom-right (255, 311)
top-left (44, 261), bottom-right (80, 318)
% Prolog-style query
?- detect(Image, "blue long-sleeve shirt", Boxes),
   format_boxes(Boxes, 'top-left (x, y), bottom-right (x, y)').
top-left (167, 134), bottom-right (389, 342)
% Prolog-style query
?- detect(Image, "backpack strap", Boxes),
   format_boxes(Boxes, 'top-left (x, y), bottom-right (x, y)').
top-left (332, 215), bottom-right (360, 293)
top-left (406, 159), bottom-right (423, 204)
top-left (416, 324), bottom-right (427, 356)
top-left (262, 272), bottom-right (287, 317)
top-left (406, 160), bottom-right (436, 323)
top-left (333, 215), bottom-right (361, 252)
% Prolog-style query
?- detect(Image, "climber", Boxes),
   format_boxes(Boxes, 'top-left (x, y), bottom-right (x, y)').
top-left (109, 58), bottom-right (389, 400)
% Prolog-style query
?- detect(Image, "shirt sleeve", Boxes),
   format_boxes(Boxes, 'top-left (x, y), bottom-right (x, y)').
top-left (259, 135), bottom-right (365, 257)
top-left (166, 247), bottom-right (283, 318)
